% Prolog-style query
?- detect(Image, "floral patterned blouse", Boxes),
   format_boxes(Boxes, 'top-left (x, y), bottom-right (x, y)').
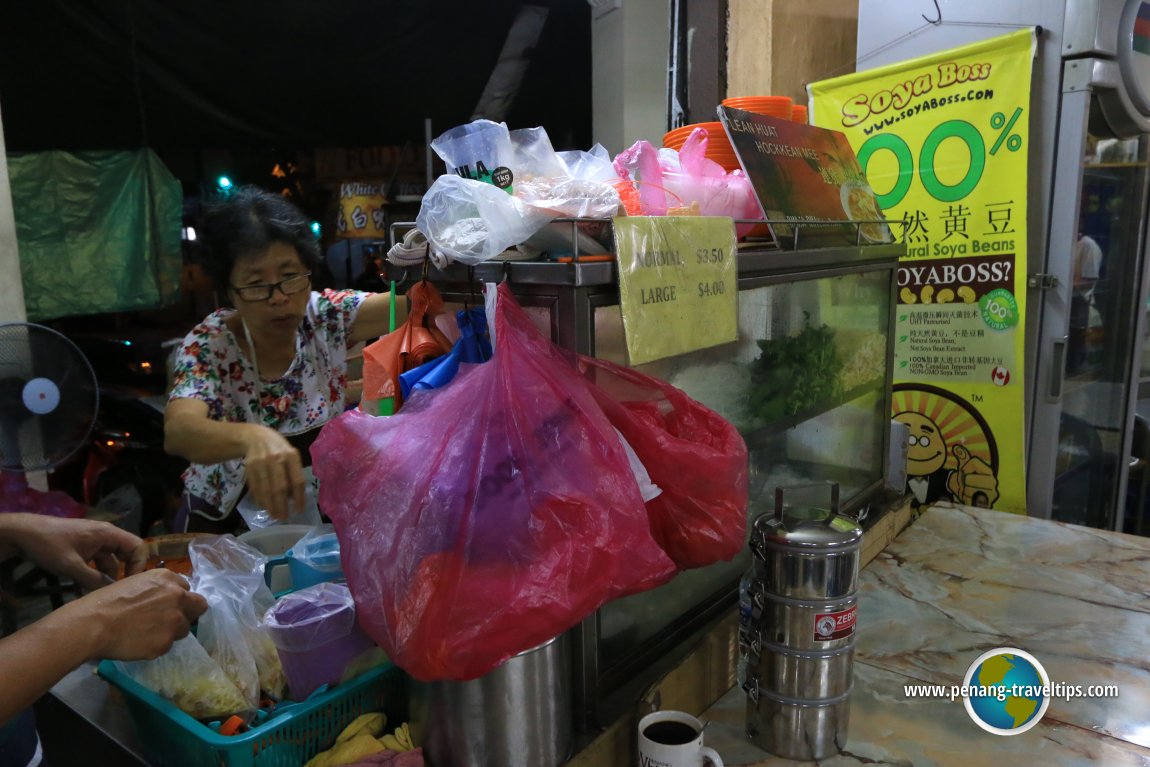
top-left (168, 289), bottom-right (366, 515)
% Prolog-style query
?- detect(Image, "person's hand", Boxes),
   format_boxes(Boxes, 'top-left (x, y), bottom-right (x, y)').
top-left (1, 514), bottom-right (147, 589)
top-left (65, 569), bottom-right (208, 660)
top-left (947, 444), bottom-right (1000, 507)
top-left (243, 424), bottom-right (306, 520)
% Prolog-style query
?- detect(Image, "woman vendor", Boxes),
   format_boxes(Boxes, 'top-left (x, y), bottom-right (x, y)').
top-left (164, 186), bottom-right (405, 533)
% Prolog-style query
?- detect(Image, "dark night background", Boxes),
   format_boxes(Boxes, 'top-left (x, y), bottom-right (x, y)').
top-left (0, 0), bottom-right (593, 195)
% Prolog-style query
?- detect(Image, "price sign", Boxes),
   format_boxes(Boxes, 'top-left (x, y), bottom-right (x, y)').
top-left (613, 216), bottom-right (738, 365)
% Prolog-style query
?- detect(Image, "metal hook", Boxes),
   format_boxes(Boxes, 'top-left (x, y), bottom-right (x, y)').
top-left (466, 265), bottom-right (477, 309)
top-left (922, 0), bottom-right (941, 24)
top-left (502, 261), bottom-right (512, 283)
top-left (387, 267), bottom-right (410, 292)
top-left (421, 244), bottom-right (431, 283)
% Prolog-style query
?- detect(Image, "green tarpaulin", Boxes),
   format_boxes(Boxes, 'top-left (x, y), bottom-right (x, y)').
top-left (9, 148), bottom-right (182, 321)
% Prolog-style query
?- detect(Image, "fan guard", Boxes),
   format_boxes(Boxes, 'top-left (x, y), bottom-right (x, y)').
top-left (0, 322), bottom-right (99, 472)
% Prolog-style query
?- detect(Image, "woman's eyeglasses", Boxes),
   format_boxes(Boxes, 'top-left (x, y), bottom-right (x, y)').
top-left (231, 273), bottom-right (312, 302)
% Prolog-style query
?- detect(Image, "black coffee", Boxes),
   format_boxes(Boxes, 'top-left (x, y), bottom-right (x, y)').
top-left (643, 720), bottom-right (699, 745)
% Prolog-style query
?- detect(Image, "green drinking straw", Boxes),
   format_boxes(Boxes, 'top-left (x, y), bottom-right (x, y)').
top-left (380, 279), bottom-right (397, 416)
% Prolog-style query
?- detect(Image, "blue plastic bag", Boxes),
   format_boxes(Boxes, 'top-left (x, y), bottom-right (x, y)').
top-left (399, 306), bottom-right (492, 399)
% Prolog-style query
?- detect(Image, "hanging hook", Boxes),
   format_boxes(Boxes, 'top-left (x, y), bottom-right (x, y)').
top-left (394, 268), bottom-right (410, 291)
top-left (421, 244), bottom-right (431, 283)
top-left (922, 0), bottom-right (941, 24)
top-left (466, 265), bottom-right (477, 309)
top-left (502, 261), bottom-right (512, 284)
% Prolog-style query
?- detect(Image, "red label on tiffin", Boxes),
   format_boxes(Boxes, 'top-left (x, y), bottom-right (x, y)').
top-left (813, 605), bottom-right (857, 641)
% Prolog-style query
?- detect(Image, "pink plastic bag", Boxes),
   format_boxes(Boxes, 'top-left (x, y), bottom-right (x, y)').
top-left (577, 356), bottom-right (749, 570)
top-left (612, 133), bottom-right (761, 235)
top-left (311, 283), bottom-right (677, 681)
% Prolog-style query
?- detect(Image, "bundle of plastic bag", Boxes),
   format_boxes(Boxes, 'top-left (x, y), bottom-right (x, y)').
top-left (419, 121), bottom-right (622, 265)
top-left (511, 130), bottom-right (620, 219)
top-left (312, 283), bottom-right (678, 681)
top-left (577, 355), bottom-right (749, 569)
top-left (663, 130), bottom-right (761, 229)
top-left (361, 281), bottom-right (454, 413)
top-left (190, 536), bottom-right (287, 703)
top-left (114, 634), bottom-right (251, 720)
top-left (0, 470), bottom-right (87, 519)
top-left (430, 118), bottom-right (516, 184)
top-left (612, 131), bottom-right (761, 232)
top-left (416, 175), bottom-right (554, 265)
top-left (112, 537), bottom-right (287, 719)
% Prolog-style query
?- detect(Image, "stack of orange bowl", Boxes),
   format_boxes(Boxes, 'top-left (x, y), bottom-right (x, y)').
top-left (792, 104), bottom-right (808, 124)
top-left (722, 95), bottom-right (794, 120)
top-left (662, 121), bottom-right (741, 172)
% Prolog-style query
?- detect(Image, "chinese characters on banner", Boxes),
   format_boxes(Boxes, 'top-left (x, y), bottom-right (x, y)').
top-left (809, 28), bottom-right (1036, 513)
top-left (337, 181), bottom-right (388, 239)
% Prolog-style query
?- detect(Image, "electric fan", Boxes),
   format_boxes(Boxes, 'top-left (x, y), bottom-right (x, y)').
top-left (0, 322), bottom-right (99, 472)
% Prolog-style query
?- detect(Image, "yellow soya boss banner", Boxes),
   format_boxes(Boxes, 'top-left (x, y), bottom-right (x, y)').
top-left (809, 29), bottom-right (1036, 513)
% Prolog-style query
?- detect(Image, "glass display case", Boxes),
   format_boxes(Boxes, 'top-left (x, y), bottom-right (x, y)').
top-left (382, 227), bottom-right (901, 728)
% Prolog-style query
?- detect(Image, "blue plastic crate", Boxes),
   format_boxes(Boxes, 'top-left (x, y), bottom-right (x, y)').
top-left (97, 660), bottom-right (407, 767)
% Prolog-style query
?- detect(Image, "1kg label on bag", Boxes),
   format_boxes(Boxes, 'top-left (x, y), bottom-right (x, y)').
top-left (813, 604), bottom-right (857, 641)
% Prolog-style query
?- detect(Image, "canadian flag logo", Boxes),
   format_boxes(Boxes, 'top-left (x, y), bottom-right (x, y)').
top-left (991, 366), bottom-right (1010, 386)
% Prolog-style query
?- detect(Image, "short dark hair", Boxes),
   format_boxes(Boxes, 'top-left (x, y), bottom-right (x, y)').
top-left (198, 185), bottom-right (320, 291)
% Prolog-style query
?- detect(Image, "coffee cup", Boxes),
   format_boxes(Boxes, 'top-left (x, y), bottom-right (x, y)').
top-left (637, 711), bottom-right (724, 767)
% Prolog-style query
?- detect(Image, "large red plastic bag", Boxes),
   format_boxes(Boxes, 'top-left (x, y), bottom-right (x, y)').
top-left (577, 355), bottom-right (749, 570)
top-left (311, 283), bottom-right (677, 681)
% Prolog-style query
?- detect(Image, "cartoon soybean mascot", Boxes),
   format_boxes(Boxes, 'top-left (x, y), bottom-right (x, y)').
top-left (893, 384), bottom-right (1000, 509)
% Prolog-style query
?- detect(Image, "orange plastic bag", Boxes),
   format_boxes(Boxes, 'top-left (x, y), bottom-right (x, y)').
top-left (361, 281), bottom-right (452, 413)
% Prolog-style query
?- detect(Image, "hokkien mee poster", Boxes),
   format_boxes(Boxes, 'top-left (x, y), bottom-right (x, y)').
top-left (809, 28), bottom-right (1036, 513)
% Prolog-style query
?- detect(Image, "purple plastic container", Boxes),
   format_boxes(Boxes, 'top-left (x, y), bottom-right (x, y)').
top-left (264, 582), bottom-right (377, 700)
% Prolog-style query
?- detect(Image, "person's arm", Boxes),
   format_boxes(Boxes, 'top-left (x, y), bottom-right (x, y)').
top-left (163, 395), bottom-right (305, 522)
top-left (0, 569), bottom-right (207, 724)
top-left (164, 398), bottom-right (305, 520)
top-left (0, 513), bottom-right (147, 589)
top-left (347, 290), bottom-right (409, 345)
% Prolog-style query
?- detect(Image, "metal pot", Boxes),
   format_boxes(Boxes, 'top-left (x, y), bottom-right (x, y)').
top-left (744, 482), bottom-right (861, 761)
top-left (746, 686), bottom-right (851, 762)
top-left (750, 588), bottom-right (858, 651)
top-left (746, 638), bottom-right (855, 699)
top-left (421, 634), bottom-right (572, 767)
top-left (749, 486), bottom-right (862, 601)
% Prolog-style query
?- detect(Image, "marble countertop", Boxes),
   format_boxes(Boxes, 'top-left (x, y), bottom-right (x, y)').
top-left (700, 503), bottom-right (1150, 765)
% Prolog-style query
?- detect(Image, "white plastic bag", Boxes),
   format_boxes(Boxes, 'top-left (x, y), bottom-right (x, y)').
top-left (417, 175), bottom-right (553, 265)
top-left (190, 536), bottom-right (287, 701)
top-left (115, 635), bottom-right (250, 720)
top-left (430, 119), bottom-right (515, 184)
top-left (236, 467), bottom-right (322, 530)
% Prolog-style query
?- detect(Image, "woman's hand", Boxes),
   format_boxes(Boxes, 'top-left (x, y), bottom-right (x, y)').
top-left (0, 514), bottom-right (147, 589)
top-left (71, 569), bottom-right (209, 661)
top-left (243, 424), bottom-right (306, 521)
top-left (166, 399), bottom-right (305, 520)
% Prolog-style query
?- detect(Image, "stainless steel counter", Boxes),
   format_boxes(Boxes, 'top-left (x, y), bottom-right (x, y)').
top-left (41, 661), bottom-right (150, 765)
